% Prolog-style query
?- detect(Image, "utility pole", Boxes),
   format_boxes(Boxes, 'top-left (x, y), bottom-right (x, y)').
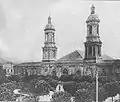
top-left (96, 66), bottom-right (98, 102)
top-left (96, 56), bottom-right (99, 102)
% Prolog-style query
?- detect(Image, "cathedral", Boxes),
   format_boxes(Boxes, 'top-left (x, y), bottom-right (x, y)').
top-left (4, 5), bottom-right (120, 78)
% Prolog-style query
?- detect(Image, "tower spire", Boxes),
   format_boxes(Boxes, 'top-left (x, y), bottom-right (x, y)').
top-left (42, 16), bottom-right (57, 62)
top-left (48, 15), bottom-right (51, 24)
top-left (91, 5), bottom-right (95, 14)
top-left (84, 5), bottom-right (102, 61)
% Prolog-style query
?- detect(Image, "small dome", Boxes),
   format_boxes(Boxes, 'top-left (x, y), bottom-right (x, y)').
top-left (86, 14), bottom-right (100, 23)
top-left (44, 16), bottom-right (55, 31)
top-left (86, 5), bottom-right (100, 23)
top-left (45, 24), bottom-right (55, 31)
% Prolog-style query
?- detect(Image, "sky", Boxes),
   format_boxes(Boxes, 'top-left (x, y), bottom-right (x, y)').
top-left (0, 0), bottom-right (120, 63)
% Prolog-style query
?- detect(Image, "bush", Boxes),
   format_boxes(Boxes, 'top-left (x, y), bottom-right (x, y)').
top-left (0, 81), bottom-right (30, 101)
top-left (103, 81), bottom-right (120, 99)
top-left (91, 86), bottom-right (106, 102)
top-left (74, 88), bottom-right (92, 102)
top-left (72, 75), bottom-right (93, 83)
top-left (8, 75), bottom-right (20, 82)
top-left (59, 75), bottom-right (73, 82)
top-left (29, 79), bottom-right (54, 95)
top-left (98, 76), bottom-right (115, 85)
top-left (22, 75), bottom-right (39, 82)
top-left (52, 91), bottom-right (72, 102)
top-left (0, 68), bottom-right (8, 84)
top-left (63, 81), bottom-right (77, 96)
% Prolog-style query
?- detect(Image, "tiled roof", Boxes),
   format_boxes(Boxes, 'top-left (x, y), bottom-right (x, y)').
top-left (16, 61), bottom-right (42, 66)
top-left (102, 54), bottom-right (114, 60)
top-left (58, 50), bottom-right (84, 61)
top-left (14, 50), bottom-right (114, 66)
top-left (58, 50), bottom-right (114, 61)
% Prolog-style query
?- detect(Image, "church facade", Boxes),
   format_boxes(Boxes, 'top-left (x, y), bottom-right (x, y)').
top-left (10, 5), bottom-right (120, 78)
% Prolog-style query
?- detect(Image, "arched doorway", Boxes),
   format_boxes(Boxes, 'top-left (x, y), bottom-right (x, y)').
top-left (76, 70), bottom-right (81, 76)
top-left (63, 68), bottom-right (69, 75)
top-left (52, 70), bottom-right (56, 76)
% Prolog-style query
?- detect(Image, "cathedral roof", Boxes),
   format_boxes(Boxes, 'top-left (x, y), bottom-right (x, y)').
top-left (58, 50), bottom-right (84, 61)
top-left (58, 50), bottom-right (114, 61)
top-left (86, 14), bottom-right (100, 23)
top-left (16, 61), bottom-right (42, 67)
top-left (102, 54), bottom-right (114, 60)
top-left (44, 16), bottom-right (55, 31)
top-left (86, 5), bottom-right (100, 23)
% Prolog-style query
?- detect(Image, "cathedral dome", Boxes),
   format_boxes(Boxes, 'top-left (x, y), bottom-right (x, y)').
top-left (44, 16), bottom-right (55, 31)
top-left (86, 14), bottom-right (100, 23)
top-left (45, 24), bottom-right (55, 31)
top-left (86, 5), bottom-right (100, 23)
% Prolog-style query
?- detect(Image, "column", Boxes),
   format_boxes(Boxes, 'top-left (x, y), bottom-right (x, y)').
top-left (95, 45), bottom-right (97, 57)
top-left (96, 46), bottom-right (98, 57)
top-left (43, 49), bottom-right (44, 60)
top-left (87, 46), bottom-right (89, 58)
top-left (97, 25), bottom-right (99, 35)
top-left (53, 50), bottom-right (55, 59)
top-left (93, 46), bottom-right (95, 57)
top-left (87, 25), bottom-right (89, 36)
top-left (99, 47), bottom-right (101, 56)
top-left (45, 33), bottom-right (47, 42)
top-left (53, 33), bottom-right (55, 42)
top-left (85, 47), bottom-right (87, 58)
top-left (92, 46), bottom-right (93, 57)
top-left (48, 49), bottom-right (50, 60)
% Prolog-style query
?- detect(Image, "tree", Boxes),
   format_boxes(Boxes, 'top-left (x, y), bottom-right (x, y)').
top-left (81, 75), bottom-right (93, 83)
top-left (29, 79), bottom-right (54, 95)
top-left (91, 86), bottom-right (106, 102)
top-left (76, 81), bottom-right (94, 91)
top-left (52, 91), bottom-right (72, 102)
top-left (59, 75), bottom-right (73, 82)
top-left (64, 81), bottom-right (77, 96)
top-left (0, 81), bottom-right (30, 101)
top-left (98, 76), bottom-right (115, 85)
top-left (8, 75), bottom-right (20, 82)
top-left (0, 67), bottom-right (8, 84)
top-left (49, 79), bottom-right (59, 89)
top-left (104, 82), bottom-right (120, 102)
top-left (74, 88), bottom-right (92, 102)
top-left (73, 75), bottom-right (93, 83)
top-left (22, 75), bottom-right (39, 82)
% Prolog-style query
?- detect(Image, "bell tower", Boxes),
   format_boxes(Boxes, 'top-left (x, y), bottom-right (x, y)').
top-left (42, 16), bottom-right (57, 62)
top-left (84, 5), bottom-right (102, 61)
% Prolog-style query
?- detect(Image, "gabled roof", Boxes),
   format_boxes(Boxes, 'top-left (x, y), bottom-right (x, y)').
top-left (16, 61), bottom-right (42, 67)
top-left (102, 54), bottom-right (114, 60)
top-left (58, 50), bottom-right (114, 61)
top-left (58, 50), bottom-right (84, 61)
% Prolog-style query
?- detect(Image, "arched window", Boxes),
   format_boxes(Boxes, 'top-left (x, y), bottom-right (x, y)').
top-left (52, 70), bottom-right (56, 76)
top-left (76, 70), bottom-right (81, 76)
top-left (63, 68), bottom-right (69, 75)
top-left (89, 25), bottom-right (92, 35)
top-left (98, 47), bottom-right (101, 56)
top-left (88, 46), bottom-right (92, 55)
top-left (59, 86), bottom-right (61, 90)
top-left (93, 46), bottom-right (95, 56)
